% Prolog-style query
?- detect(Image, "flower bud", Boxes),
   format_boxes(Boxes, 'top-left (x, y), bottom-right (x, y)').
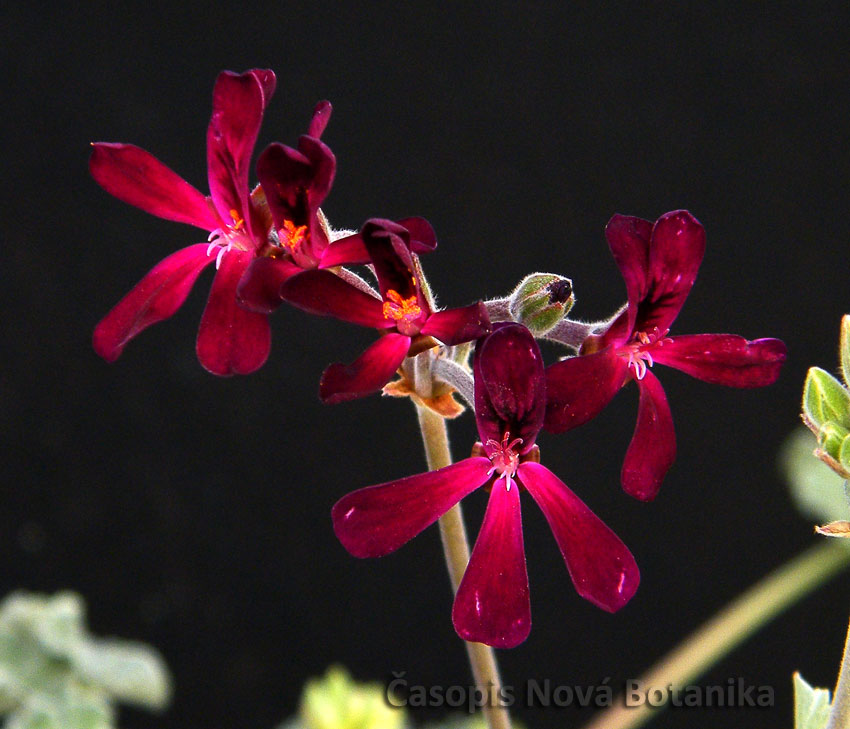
top-left (803, 367), bottom-right (850, 433)
top-left (508, 273), bottom-right (574, 336)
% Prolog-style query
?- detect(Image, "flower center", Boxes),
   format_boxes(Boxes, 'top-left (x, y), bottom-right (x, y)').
top-left (485, 432), bottom-right (523, 487)
top-left (382, 290), bottom-right (422, 323)
top-left (280, 219), bottom-right (308, 252)
top-left (206, 209), bottom-right (252, 268)
top-left (620, 326), bottom-right (672, 380)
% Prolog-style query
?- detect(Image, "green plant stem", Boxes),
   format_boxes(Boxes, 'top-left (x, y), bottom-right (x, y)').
top-left (416, 404), bottom-right (511, 729)
top-left (827, 617), bottom-right (850, 729)
top-left (581, 541), bottom-right (850, 729)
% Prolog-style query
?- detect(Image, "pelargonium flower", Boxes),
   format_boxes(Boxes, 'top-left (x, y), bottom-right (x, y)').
top-left (544, 210), bottom-right (787, 500)
top-left (332, 323), bottom-right (639, 648)
top-left (90, 69), bottom-right (334, 375)
top-left (279, 218), bottom-right (490, 403)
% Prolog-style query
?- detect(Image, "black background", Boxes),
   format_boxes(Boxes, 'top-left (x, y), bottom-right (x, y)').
top-left (3, 2), bottom-right (850, 727)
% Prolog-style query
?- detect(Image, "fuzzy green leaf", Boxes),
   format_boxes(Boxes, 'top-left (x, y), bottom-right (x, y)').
top-left (794, 672), bottom-right (831, 729)
top-left (804, 368), bottom-right (850, 431)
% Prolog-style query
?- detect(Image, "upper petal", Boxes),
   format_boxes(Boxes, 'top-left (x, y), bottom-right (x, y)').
top-left (319, 333), bottom-right (411, 403)
top-left (543, 349), bottom-right (629, 433)
top-left (651, 334), bottom-right (787, 387)
top-left (453, 478), bottom-right (531, 648)
top-left (396, 217), bottom-right (438, 254)
top-left (93, 243), bottom-right (214, 362)
top-left (605, 214), bottom-right (653, 336)
top-left (236, 256), bottom-right (303, 314)
top-left (280, 269), bottom-right (390, 328)
top-left (621, 370), bottom-right (676, 501)
top-left (474, 323), bottom-right (546, 449)
top-left (332, 457), bottom-right (492, 557)
top-left (196, 249), bottom-right (271, 376)
top-left (206, 70), bottom-right (268, 235)
top-left (308, 100), bottom-right (332, 139)
top-left (420, 302), bottom-right (491, 346)
top-left (89, 144), bottom-right (218, 230)
top-left (318, 231), bottom-right (369, 268)
top-left (519, 462), bottom-right (639, 612)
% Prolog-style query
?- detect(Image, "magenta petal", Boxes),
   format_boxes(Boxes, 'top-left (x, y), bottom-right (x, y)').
top-left (248, 69), bottom-right (277, 105)
top-left (236, 257), bottom-right (303, 314)
top-left (332, 457), bottom-right (492, 557)
top-left (308, 100), bottom-right (332, 139)
top-left (320, 333), bottom-right (411, 403)
top-left (196, 249), bottom-right (270, 376)
top-left (93, 243), bottom-right (214, 362)
top-left (605, 215), bottom-right (652, 335)
top-left (280, 269), bottom-right (390, 328)
top-left (640, 210), bottom-right (706, 333)
top-left (421, 302), bottom-right (491, 345)
top-left (396, 217), bottom-right (438, 254)
top-left (544, 350), bottom-right (629, 433)
top-left (453, 479), bottom-right (531, 648)
top-left (89, 144), bottom-right (218, 231)
top-left (319, 233), bottom-right (369, 268)
top-left (519, 462), bottom-right (639, 612)
top-left (622, 370), bottom-right (675, 501)
top-left (651, 334), bottom-right (787, 387)
top-left (206, 71), bottom-right (266, 233)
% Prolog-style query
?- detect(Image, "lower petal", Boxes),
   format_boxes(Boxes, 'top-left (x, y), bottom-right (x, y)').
top-left (319, 333), bottom-right (411, 403)
top-left (236, 256), bottom-right (303, 313)
top-left (652, 334), bottom-right (787, 387)
top-left (332, 457), bottom-right (492, 557)
top-left (196, 249), bottom-right (271, 376)
top-left (519, 462), bottom-right (639, 612)
top-left (622, 370), bottom-right (676, 501)
top-left (93, 243), bottom-right (214, 362)
top-left (420, 302), bottom-right (491, 345)
top-left (453, 478), bottom-right (531, 648)
top-left (543, 350), bottom-right (629, 433)
top-left (280, 269), bottom-right (390, 328)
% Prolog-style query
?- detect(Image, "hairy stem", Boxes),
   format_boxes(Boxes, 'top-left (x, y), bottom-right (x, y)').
top-left (827, 615), bottom-right (850, 729)
top-left (416, 405), bottom-right (511, 729)
top-left (581, 541), bottom-right (850, 729)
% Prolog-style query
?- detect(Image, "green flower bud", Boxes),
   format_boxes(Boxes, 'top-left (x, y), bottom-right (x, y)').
top-left (508, 274), bottom-right (574, 336)
top-left (803, 367), bottom-right (850, 432)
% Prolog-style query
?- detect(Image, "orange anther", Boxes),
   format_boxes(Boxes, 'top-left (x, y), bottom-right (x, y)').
top-left (228, 209), bottom-right (245, 230)
top-left (281, 219), bottom-right (308, 251)
top-left (382, 289), bottom-right (422, 322)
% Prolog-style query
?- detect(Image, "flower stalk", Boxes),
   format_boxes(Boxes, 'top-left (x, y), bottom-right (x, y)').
top-left (416, 404), bottom-right (511, 729)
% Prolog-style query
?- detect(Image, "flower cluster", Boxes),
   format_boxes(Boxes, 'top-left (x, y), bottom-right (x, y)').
top-left (91, 69), bottom-right (786, 647)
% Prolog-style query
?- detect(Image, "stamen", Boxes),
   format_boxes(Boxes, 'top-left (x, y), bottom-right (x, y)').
top-left (382, 290), bottom-right (422, 322)
top-left (280, 219), bottom-right (308, 251)
top-left (622, 326), bottom-right (672, 379)
top-left (229, 209), bottom-right (245, 231)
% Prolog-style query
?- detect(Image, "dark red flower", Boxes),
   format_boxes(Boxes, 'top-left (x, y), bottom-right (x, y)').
top-left (280, 218), bottom-right (490, 403)
top-left (544, 211), bottom-right (787, 500)
top-left (332, 323), bottom-right (639, 648)
top-left (90, 70), bottom-right (334, 375)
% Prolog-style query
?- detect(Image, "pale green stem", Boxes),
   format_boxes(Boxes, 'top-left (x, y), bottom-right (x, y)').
top-left (826, 617), bottom-right (850, 729)
top-left (416, 404), bottom-right (511, 729)
top-left (581, 541), bottom-right (850, 729)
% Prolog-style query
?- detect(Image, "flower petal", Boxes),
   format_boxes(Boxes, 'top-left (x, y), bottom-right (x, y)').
top-left (605, 214), bottom-right (652, 336)
top-left (474, 323), bottom-right (546, 448)
top-left (421, 302), bottom-right (491, 346)
top-left (320, 333), bottom-right (411, 403)
top-left (206, 70), bottom-right (267, 234)
top-left (318, 232), bottom-right (368, 268)
top-left (93, 243), bottom-right (214, 362)
top-left (651, 334), bottom-right (787, 387)
top-left (544, 349), bottom-right (629, 433)
top-left (453, 478), bottom-right (531, 648)
top-left (196, 249), bottom-right (270, 376)
top-left (308, 100), bottom-right (332, 139)
top-left (280, 269), bottom-right (390, 328)
top-left (332, 457), bottom-right (492, 557)
top-left (236, 257), bottom-right (303, 314)
top-left (639, 210), bottom-right (706, 334)
top-left (396, 216), bottom-right (438, 254)
top-left (89, 144), bottom-right (218, 230)
top-left (622, 370), bottom-right (675, 501)
top-left (519, 462), bottom-right (639, 612)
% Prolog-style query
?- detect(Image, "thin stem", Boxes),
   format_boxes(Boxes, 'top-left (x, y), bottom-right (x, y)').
top-left (416, 405), bottom-right (511, 729)
top-left (432, 356), bottom-right (474, 408)
top-left (581, 541), bottom-right (850, 729)
top-left (827, 616), bottom-right (850, 729)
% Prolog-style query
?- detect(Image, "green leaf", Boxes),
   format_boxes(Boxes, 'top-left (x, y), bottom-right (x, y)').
top-left (794, 672), bottom-right (832, 729)
top-left (804, 367), bottom-right (850, 431)
top-left (841, 315), bottom-right (850, 388)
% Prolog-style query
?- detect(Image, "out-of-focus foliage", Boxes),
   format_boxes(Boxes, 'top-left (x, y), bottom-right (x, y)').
top-left (782, 427), bottom-right (850, 524)
top-left (0, 591), bottom-right (171, 729)
top-left (793, 672), bottom-right (831, 729)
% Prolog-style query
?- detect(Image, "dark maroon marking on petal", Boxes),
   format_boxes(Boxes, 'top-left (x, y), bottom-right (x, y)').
top-left (280, 269), bottom-right (390, 328)
top-left (332, 457), bottom-right (493, 557)
top-left (421, 302), bottom-right (491, 346)
top-left (519, 462), bottom-right (640, 612)
top-left (319, 333), bottom-right (411, 403)
top-left (453, 478), bottom-right (531, 648)
top-left (236, 257), bottom-right (302, 314)
top-left (621, 370), bottom-right (676, 501)
top-left (93, 243), bottom-right (215, 362)
top-left (651, 334), bottom-right (787, 387)
top-left (543, 349), bottom-right (629, 433)
top-left (89, 144), bottom-right (219, 231)
top-left (196, 249), bottom-right (270, 376)
top-left (605, 214), bottom-right (652, 337)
